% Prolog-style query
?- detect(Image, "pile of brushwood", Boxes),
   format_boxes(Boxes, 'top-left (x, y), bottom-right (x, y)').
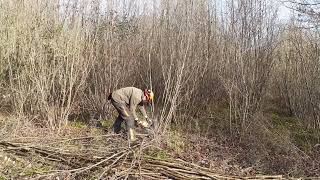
top-left (0, 134), bottom-right (285, 179)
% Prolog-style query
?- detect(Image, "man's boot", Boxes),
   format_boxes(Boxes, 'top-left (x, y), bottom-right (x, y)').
top-left (128, 128), bottom-right (137, 142)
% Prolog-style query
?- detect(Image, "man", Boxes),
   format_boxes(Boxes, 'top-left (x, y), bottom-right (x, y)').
top-left (108, 87), bottom-right (154, 142)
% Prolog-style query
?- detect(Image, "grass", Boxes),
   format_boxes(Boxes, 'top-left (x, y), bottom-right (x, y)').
top-left (99, 119), bottom-right (114, 128)
top-left (155, 149), bottom-right (171, 160)
top-left (166, 131), bottom-right (185, 155)
top-left (143, 131), bottom-right (186, 161)
top-left (146, 148), bottom-right (171, 160)
top-left (0, 151), bottom-right (54, 179)
top-left (271, 112), bottom-right (320, 152)
top-left (293, 129), bottom-right (319, 153)
top-left (70, 120), bottom-right (87, 129)
top-left (22, 165), bottom-right (52, 177)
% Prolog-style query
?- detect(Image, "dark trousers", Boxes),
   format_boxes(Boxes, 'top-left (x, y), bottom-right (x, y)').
top-left (111, 99), bottom-right (135, 135)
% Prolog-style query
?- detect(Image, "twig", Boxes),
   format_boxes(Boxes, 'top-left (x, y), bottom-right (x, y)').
top-left (97, 151), bottom-right (128, 179)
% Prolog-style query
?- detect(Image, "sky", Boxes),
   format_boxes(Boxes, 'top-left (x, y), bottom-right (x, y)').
top-left (59, 0), bottom-right (293, 22)
top-left (277, 0), bottom-right (293, 21)
top-left (278, 2), bottom-right (291, 20)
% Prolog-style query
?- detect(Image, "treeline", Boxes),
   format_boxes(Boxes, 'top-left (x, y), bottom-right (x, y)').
top-left (0, 0), bottom-right (319, 133)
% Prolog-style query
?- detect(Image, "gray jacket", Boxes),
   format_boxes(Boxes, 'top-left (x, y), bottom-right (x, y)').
top-left (111, 87), bottom-right (148, 120)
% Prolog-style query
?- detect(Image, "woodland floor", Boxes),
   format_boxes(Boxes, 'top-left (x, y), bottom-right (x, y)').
top-left (0, 112), bottom-right (319, 179)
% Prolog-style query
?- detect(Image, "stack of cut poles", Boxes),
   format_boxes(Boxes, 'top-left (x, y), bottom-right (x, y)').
top-left (0, 135), bottom-right (284, 179)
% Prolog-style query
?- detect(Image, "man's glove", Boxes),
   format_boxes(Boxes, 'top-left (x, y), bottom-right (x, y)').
top-left (137, 120), bottom-right (150, 128)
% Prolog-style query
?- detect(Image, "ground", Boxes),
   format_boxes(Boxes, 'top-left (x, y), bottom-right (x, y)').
top-left (0, 112), bottom-right (319, 179)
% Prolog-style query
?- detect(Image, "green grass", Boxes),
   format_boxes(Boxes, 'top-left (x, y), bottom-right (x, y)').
top-left (271, 113), bottom-right (300, 130)
top-left (292, 129), bottom-right (319, 152)
top-left (99, 119), bottom-right (114, 128)
top-left (0, 152), bottom-right (54, 179)
top-left (22, 165), bottom-right (52, 176)
top-left (271, 113), bottom-right (320, 152)
top-left (70, 120), bottom-right (87, 129)
top-left (167, 131), bottom-right (185, 154)
top-left (146, 148), bottom-right (171, 160)
top-left (155, 149), bottom-right (171, 160)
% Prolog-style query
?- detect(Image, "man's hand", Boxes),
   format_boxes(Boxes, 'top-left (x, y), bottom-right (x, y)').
top-left (145, 118), bottom-right (154, 129)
